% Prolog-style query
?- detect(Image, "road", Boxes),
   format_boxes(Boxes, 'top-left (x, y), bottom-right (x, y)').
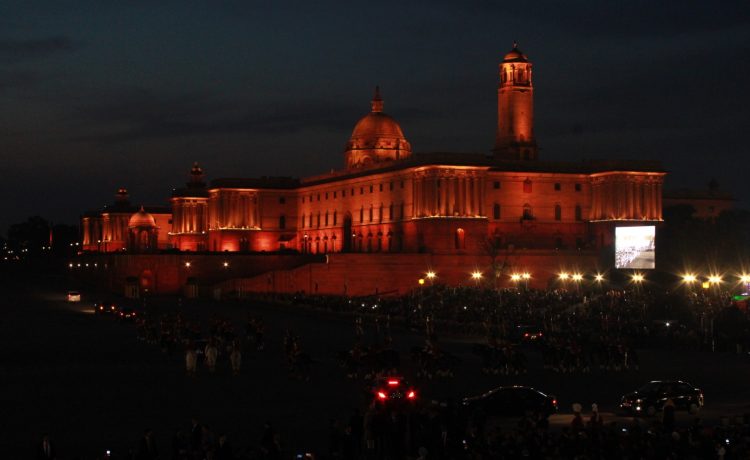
top-left (3, 272), bottom-right (750, 458)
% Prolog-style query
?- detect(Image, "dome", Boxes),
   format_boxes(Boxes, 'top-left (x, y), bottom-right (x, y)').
top-left (344, 87), bottom-right (411, 169)
top-left (350, 112), bottom-right (406, 141)
top-left (128, 206), bottom-right (157, 228)
top-left (503, 43), bottom-right (529, 63)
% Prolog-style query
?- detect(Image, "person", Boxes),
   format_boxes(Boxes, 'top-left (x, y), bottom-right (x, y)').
top-left (662, 398), bottom-right (676, 432)
top-left (135, 429), bottom-right (158, 460)
top-left (185, 343), bottom-right (197, 377)
top-left (229, 339), bottom-right (242, 376)
top-left (36, 434), bottom-right (56, 460)
top-left (205, 340), bottom-right (219, 373)
top-left (589, 403), bottom-right (604, 429)
top-left (216, 434), bottom-right (233, 460)
top-left (570, 403), bottom-right (584, 433)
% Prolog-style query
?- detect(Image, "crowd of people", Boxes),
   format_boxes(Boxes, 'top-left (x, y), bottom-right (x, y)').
top-left (36, 407), bottom-right (750, 459)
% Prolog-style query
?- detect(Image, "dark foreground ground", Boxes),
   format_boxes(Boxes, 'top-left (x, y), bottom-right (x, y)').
top-left (3, 271), bottom-right (750, 458)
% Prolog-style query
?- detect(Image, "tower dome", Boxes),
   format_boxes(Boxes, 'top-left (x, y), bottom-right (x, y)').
top-left (503, 42), bottom-right (529, 63)
top-left (344, 87), bottom-right (411, 169)
top-left (128, 206), bottom-right (157, 228)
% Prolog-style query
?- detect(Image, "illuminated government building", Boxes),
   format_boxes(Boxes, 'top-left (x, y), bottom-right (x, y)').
top-left (79, 46), bottom-right (666, 295)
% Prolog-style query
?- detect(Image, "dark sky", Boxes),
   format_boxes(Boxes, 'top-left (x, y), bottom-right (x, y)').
top-left (1, 1), bottom-right (749, 233)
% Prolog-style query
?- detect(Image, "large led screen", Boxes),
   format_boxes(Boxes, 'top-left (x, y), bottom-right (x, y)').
top-left (615, 226), bottom-right (656, 269)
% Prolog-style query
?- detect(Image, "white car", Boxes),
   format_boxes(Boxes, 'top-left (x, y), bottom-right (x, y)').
top-left (67, 291), bottom-right (81, 302)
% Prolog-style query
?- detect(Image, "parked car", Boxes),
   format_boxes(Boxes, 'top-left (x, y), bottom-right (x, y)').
top-left (463, 385), bottom-right (557, 419)
top-left (619, 380), bottom-right (704, 416)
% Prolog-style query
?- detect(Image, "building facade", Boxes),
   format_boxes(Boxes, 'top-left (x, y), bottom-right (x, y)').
top-left (82, 45), bottom-right (665, 274)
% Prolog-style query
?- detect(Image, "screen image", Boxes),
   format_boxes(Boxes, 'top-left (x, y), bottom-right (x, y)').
top-left (615, 226), bottom-right (656, 269)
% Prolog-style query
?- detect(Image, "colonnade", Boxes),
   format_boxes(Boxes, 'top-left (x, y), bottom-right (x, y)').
top-left (590, 176), bottom-right (663, 221)
top-left (412, 171), bottom-right (485, 218)
top-left (208, 191), bottom-right (260, 229)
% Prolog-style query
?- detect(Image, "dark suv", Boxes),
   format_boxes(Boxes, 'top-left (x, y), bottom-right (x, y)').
top-left (620, 380), bottom-right (704, 416)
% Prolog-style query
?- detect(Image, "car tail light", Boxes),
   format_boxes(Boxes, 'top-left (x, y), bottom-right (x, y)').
top-left (552, 399), bottom-right (557, 406)
top-left (377, 392), bottom-right (387, 400)
top-left (407, 391), bottom-right (416, 399)
top-left (524, 333), bottom-right (529, 337)
top-left (387, 380), bottom-right (399, 386)
top-left (538, 332), bottom-right (543, 337)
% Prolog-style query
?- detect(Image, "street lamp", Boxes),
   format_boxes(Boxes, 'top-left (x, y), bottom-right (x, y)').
top-left (682, 273), bottom-right (697, 284)
top-left (708, 275), bottom-right (722, 285)
top-left (471, 271), bottom-right (483, 286)
top-left (572, 273), bottom-right (583, 282)
top-left (426, 271), bottom-right (436, 281)
top-left (510, 273), bottom-right (521, 282)
top-left (594, 273), bottom-right (604, 283)
top-left (223, 261), bottom-right (229, 268)
top-left (632, 273), bottom-right (645, 283)
top-left (185, 261), bottom-right (191, 268)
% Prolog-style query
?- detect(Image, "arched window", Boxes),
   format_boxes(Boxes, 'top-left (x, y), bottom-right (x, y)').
top-left (279, 215), bottom-right (286, 229)
top-left (316, 213), bottom-right (320, 228)
top-left (333, 211), bottom-right (337, 225)
top-left (325, 211), bottom-right (329, 226)
top-left (575, 205), bottom-right (582, 221)
top-left (455, 228), bottom-right (466, 249)
top-left (493, 203), bottom-right (501, 220)
top-left (369, 205), bottom-right (373, 222)
top-left (300, 214), bottom-right (305, 228)
top-left (389, 203), bottom-right (394, 220)
top-left (554, 205), bottom-right (562, 221)
top-left (359, 207), bottom-right (364, 223)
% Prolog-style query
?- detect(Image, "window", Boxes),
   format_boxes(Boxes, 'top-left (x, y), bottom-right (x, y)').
top-left (333, 191), bottom-right (337, 199)
top-left (279, 215), bottom-right (286, 229)
top-left (522, 204), bottom-right (533, 220)
top-left (360, 187), bottom-right (364, 195)
top-left (369, 206), bottom-right (373, 222)
top-left (325, 212), bottom-right (329, 226)
top-left (389, 182), bottom-right (394, 191)
top-left (455, 228), bottom-right (466, 249)
top-left (369, 185), bottom-right (373, 193)
top-left (333, 211), bottom-right (337, 225)
top-left (359, 207), bottom-right (364, 222)
top-left (555, 205), bottom-right (562, 221)
top-left (494, 181), bottom-right (501, 189)
top-left (316, 213), bottom-right (320, 228)
top-left (575, 205), bottom-right (582, 221)
top-left (576, 237), bottom-right (583, 248)
top-left (279, 197), bottom-right (286, 204)
top-left (523, 178), bottom-right (532, 193)
top-left (555, 237), bottom-right (563, 249)
top-left (400, 180), bottom-right (404, 189)
top-left (301, 214), bottom-right (305, 228)
top-left (389, 203), bottom-right (394, 220)
top-left (308, 214), bottom-right (313, 227)
top-left (317, 194), bottom-right (320, 201)
top-left (325, 192), bottom-right (328, 200)
top-left (493, 203), bottom-right (501, 220)
top-left (379, 183), bottom-right (383, 192)
top-left (400, 202), bottom-right (404, 219)
top-left (554, 183), bottom-right (561, 191)
top-left (575, 183), bottom-right (582, 192)
top-left (301, 197), bottom-right (305, 203)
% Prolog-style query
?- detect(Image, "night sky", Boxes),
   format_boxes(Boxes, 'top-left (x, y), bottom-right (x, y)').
top-left (1, 1), bottom-right (748, 233)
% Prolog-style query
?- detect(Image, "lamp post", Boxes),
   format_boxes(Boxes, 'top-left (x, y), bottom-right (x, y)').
top-left (426, 271), bottom-right (436, 286)
top-left (558, 272), bottom-right (569, 290)
top-left (471, 271), bottom-right (483, 287)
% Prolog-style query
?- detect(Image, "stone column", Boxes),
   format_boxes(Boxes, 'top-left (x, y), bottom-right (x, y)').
top-left (656, 181), bottom-right (663, 220)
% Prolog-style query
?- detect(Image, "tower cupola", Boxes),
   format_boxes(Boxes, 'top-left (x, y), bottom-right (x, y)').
top-left (494, 43), bottom-right (537, 160)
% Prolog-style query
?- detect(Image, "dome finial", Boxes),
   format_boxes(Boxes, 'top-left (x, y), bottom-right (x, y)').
top-left (513, 41), bottom-right (518, 49)
top-left (371, 86), bottom-right (383, 113)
